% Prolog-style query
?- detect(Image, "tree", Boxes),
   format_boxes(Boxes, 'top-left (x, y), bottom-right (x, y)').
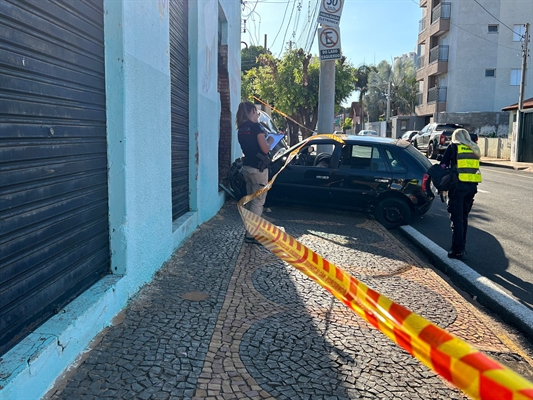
top-left (241, 45), bottom-right (269, 73)
top-left (364, 59), bottom-right (417, 122)
top-left (353, 64), bottom-right (377, 126)
top-left (342, 117), bottom-right (353, 132)
top-left (241, 48), bottom-right (355, 144)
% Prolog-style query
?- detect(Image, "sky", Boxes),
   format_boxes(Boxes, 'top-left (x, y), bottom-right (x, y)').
top-left (241, 0), bottom-right (422, 106)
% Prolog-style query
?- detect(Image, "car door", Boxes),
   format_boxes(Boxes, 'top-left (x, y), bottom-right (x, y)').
top-left (328, 143), bottom-right (392, 209)
top-left (269, 141), bottom-right (341, 206)
top-left (417, 124), bottom-right (431, 148)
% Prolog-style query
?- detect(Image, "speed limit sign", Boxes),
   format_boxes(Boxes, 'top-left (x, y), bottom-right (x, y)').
top-left (317, 0), bottom-right (344, 27)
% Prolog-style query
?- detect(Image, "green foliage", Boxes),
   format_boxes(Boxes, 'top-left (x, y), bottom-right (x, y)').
top-left (241, 45), bottom-right (268, 72)
top-left (364, 58), bottom-right (417, 122)
top-left (342, 117), bottom-right (353, 130)
top-left (241, 48), bottom-right (356, 142)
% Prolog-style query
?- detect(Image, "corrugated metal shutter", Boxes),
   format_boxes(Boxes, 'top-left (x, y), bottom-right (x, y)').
top-left (169, 0), bottom-right (190, 220)
top-left (522, 112), bottom-right (533, 162)
top-left (0, 0), bottom-right (109, 356)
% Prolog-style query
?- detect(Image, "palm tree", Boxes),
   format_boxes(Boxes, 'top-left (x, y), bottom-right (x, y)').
top-left (353, 65), bottom-right (376, 127)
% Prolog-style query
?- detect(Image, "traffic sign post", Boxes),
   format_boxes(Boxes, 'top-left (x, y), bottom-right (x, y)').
top-left (316, 0), bottom-right (343, 135)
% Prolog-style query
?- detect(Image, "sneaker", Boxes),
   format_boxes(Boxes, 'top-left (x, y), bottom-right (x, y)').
top-left (244, 236), bottom-right (262, 245)
top-left (447, 251), bottom-right (465, 260)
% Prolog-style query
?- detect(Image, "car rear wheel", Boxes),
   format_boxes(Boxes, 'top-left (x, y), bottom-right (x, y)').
top-left (427, 141), bottom-right (437, 159)
top-left (374, 198), bottom-right (412, 229)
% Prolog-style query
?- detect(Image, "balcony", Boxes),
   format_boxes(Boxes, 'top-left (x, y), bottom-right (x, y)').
top-left (415, 87), bottom-right (447, 115)
top-left (427, 45), bottom-right (448, 76)
top-left (419, 18), bottom-right (426, 34)
top-left (429, 2), bottom-right (451, 36)
top-left (420, 0), bottom-right (427, 6)
top-left (416, 92), bottom-right (423, 106)
top-left (427, 86), bottom-right (447, 103)
top-left (417, 54), bottom-right (425, 70)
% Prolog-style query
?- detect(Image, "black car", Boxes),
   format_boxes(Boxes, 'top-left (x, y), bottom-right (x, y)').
top-left (228, 135), bottom-right (434, 229)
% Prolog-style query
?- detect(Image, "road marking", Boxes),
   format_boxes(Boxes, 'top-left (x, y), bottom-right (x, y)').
top-left (477, 189), bottom-right (490, 193)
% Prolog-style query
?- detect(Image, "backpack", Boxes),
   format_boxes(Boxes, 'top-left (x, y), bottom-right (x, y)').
top-left (427, 164), bottom-right (458, 193)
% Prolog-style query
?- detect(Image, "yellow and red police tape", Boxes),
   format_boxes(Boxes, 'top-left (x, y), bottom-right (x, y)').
top-left (237, 134), bottom-right (533, 400)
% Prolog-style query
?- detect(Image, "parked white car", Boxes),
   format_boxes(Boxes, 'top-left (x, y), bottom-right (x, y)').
top-left (357, 130), bottom-right (378, 136)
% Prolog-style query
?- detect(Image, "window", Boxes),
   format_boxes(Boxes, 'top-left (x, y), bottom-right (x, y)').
top-left (485, 69), bottom-right (496, 77)
top-left (385, 149), bottom-right (406, 172)
top-left (340, 145), bottom-right (387, 171)
top-left (488, 25), bottom-right (498, 33)
top-left (513, 24), bottom-right (525, 42)
top-left (510, 69), bottom-right (521, 86)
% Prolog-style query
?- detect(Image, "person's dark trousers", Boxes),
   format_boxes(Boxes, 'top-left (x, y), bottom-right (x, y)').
top-left (447, 183), bottom-right (477, 253)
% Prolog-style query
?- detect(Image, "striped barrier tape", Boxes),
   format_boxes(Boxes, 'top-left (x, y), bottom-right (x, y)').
top-left (237, 134), bottom-right (533, 400)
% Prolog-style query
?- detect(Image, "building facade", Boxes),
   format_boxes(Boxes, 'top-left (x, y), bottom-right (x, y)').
top-left (0, 1), bottom-right (242, 398)
top-left (415, 0), bottom-right (532, 128)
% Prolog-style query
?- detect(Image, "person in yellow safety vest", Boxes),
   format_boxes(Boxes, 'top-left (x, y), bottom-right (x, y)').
top-left (440, 128), bottom-right (482, 260)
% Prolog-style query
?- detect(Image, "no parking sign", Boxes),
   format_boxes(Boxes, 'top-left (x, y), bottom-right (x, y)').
top-left (318, 26), bottom-right (341, 61)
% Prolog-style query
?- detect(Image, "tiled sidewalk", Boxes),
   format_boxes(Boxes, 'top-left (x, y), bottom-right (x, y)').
top-left (48, 203), bottom-right (530, 400)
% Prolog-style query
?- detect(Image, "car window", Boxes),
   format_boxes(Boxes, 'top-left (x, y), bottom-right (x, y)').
top-left (385, 149), bottom-right (407, 172)
top-left (405, 145), bottom-right (433, 169)
top-left (436, 124), bottom-right (460, 131)
top-left (340, 145), bottom-right (387, 171)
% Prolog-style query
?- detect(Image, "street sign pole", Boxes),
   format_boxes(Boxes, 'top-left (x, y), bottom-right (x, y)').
top-left (317, 59), bottom-right (336, 134)
top-left (316, 0), bottom-right (344, 135)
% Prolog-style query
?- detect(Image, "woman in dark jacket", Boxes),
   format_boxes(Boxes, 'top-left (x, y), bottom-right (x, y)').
top-left (236, 101), bottom-right (273, 245)
top-left (440, 129), bottom-right (482, 260)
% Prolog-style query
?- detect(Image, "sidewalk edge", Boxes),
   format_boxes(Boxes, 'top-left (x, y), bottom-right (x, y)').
top-left (399, 225), bottom-right (533, 340)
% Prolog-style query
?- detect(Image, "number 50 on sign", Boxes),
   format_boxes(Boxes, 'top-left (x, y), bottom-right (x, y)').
top-left (317, 0), bottom-right (344, 27)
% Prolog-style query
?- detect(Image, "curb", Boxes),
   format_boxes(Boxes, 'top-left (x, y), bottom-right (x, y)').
top-left (480, 160), bottom-right (533, 172)
top-left (399, 225), bottom-right (533, 340)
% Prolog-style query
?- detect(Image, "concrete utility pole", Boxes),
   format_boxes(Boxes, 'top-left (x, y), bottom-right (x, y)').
top-left (386, 81), bottom-right (391, 123)
top-left (513, 23), bottom-right (529, 162)
top-left (317, 59), bottom-right (335, 134)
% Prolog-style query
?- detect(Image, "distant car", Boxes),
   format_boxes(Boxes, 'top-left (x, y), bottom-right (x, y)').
top-left (414, 123), bottom-right (480, 159)
top-left (357, 130), bottom-right (378, 136)
top-left (414, 123), bottom-right (463, 159)
top-left (227, 135), bottom-right (435, 229)
top-left (401, 130), bottom-right (419, 143)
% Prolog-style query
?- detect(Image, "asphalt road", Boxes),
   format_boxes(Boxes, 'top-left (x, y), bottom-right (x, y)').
top-left (408, 164), bottom-right (533, 311)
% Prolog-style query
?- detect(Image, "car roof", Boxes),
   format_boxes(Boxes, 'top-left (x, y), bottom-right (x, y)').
top-left (336, 134), bottom-right (408, 146)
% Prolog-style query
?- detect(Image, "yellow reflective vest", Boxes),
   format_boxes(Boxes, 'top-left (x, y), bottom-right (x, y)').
top-left (457, 144), bottom-right (482, 183)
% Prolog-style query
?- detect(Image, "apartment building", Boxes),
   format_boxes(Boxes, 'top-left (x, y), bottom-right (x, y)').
top-left (415, 0), bottom-right (532, 129)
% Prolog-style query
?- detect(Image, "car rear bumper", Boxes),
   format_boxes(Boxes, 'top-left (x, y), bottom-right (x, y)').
top-left (414, 198), bottom-right (433, 215)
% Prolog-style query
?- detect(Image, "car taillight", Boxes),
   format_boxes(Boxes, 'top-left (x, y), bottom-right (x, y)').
top-left (440, 134), bottom-right (446, 145)
top-left (422, 173), bottom-right (429, 192)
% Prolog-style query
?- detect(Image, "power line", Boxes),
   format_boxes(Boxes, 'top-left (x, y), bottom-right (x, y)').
top-left (408, 0), bottom-right (522, 53)
top-left (471, 0), bottom-right (516, 34)
top-left (278, 0), bottom-right (297, 56)
top-left (270, 0), bottom-right (292, 52)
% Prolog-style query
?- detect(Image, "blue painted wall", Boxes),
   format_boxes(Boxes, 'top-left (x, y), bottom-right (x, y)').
top-left (0, 0), bottom-right (241, 398)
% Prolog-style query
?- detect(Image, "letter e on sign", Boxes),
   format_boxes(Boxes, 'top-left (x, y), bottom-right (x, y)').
top-left (318, 27), bottom-right (342, 61)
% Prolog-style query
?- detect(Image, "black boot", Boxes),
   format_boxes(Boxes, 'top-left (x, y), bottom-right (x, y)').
top-left (447, 250), bottom-right (465, 260)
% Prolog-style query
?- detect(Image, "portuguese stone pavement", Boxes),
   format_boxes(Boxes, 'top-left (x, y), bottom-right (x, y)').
top-left (49, 202), bottom-right (532, 400)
